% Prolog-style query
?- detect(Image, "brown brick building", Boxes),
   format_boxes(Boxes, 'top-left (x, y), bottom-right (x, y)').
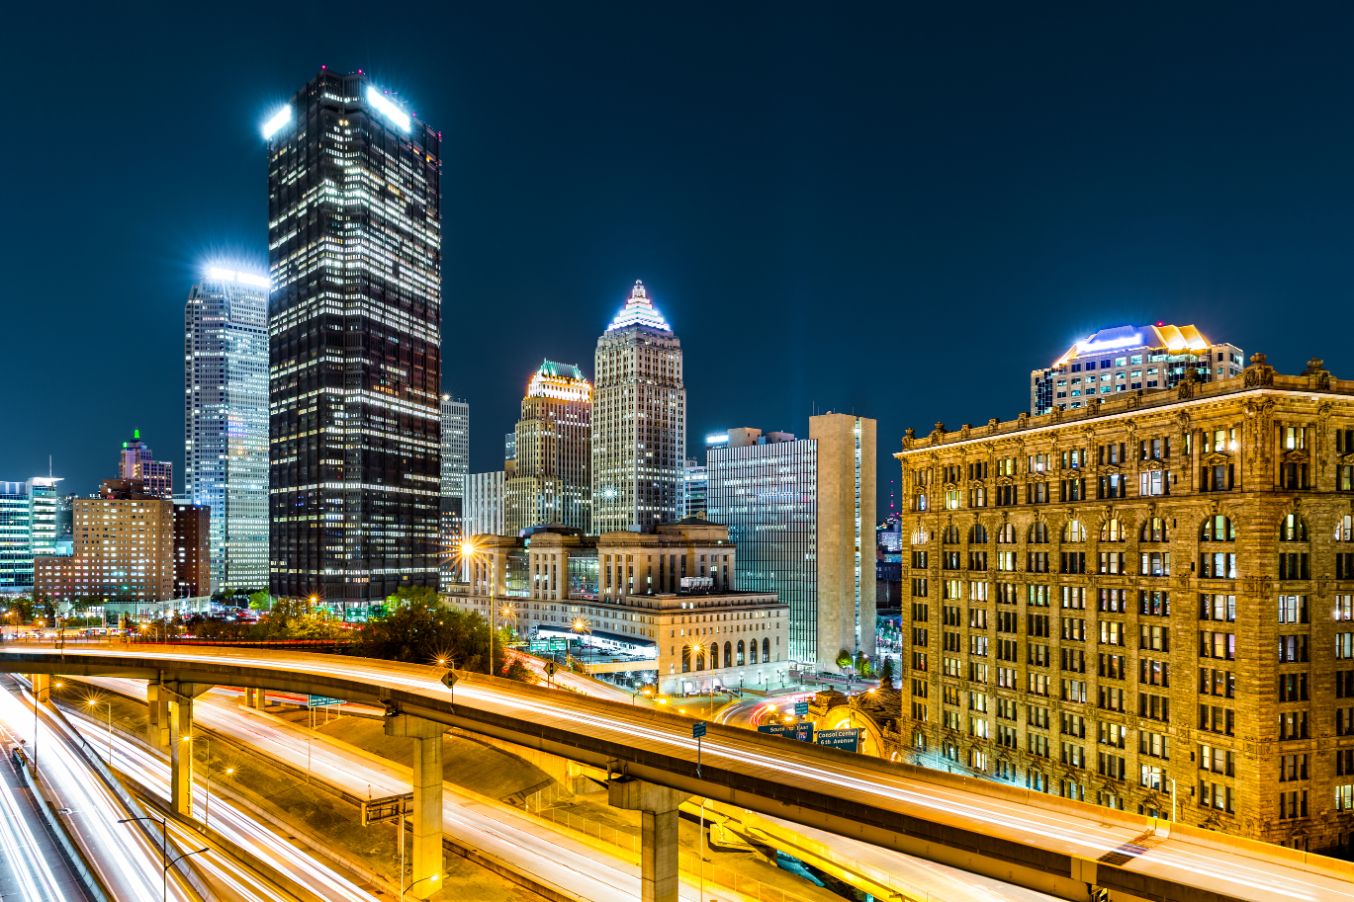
top-left (897, 354), bottom-right (1354, 851)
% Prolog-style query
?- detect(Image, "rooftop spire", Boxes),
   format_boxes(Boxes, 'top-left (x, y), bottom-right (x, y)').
top-left (606, 279), bottom-right (672, 333)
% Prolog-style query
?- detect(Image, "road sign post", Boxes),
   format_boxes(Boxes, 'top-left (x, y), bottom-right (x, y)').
top-left (692, 721), bottom-right (706, 777)
top-left (794, 699), bottom-right (809, 718)
top-left (440, 668), bottom-right (458, 706)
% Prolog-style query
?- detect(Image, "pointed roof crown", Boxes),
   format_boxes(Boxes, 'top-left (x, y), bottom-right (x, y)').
top-left (606, 280), bottom-right (672, 333)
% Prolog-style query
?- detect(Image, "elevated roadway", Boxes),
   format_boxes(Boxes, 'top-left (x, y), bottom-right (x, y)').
top-left (2, 646), bottom-right (1353, 902)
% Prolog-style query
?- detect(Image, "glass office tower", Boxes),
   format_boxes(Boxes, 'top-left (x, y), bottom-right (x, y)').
top-left (185, 266), bottom-right (270, 593)
top-left (265, 70), bottom-right (442, 602)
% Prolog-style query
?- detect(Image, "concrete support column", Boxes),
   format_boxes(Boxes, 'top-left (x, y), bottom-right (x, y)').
top-left (146, 682), bottom-right (169, 749)
top-left (384, 714), bottom-right (444, 899)
top-left (608, 779), bottom-right (688, 902)
top-left (163, 682), bottom-right (208, 819)
top-left (30, 674), bottom-right (51, 703)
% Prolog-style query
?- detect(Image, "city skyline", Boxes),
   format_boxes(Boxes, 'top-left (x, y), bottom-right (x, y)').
top-left (8, 5), bottom-right (1354, 503)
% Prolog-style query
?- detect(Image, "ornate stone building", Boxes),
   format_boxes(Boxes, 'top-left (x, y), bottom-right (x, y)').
top-left (897, 355), bottom-right (1354, 851)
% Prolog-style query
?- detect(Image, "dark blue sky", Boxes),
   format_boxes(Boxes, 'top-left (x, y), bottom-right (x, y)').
top-left (4, 2), bottom-right (1354, 506)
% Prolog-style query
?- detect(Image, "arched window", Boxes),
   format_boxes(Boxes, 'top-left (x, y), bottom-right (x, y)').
top-left (1028, 522), bottom-right (1049, 544)
top-left (762, 637), bottom-right (771, 662)
top-left (736, 640), bottom-right (746, 667)
top-left (1100, 519), bottom-right (1126, 543)
top-left (748, 640), bottom-right (758, 664)
top-left (1062, 519), bottom-right (1086, 543)
top-left (1200, 515), bottom-right (1236, 542)
top-left (724, 641), bottom-right (732, 668)
top-left (911, 527), bottom-right (930, 545)
top-left (710, 643), bottom-right (720, 669)
top-left (968, 524), bottom-right (989, 544)
top-left (1336, 515), bottom-right (1354, 543)
top-left (996, 523), bottom-right (1017, 544)
top-left (1279, 513), bottom-right (1307, 542)
top-left (942, 525), bottom-right (961, 545)
top-left (1140, 517), bottom-right (1170, 543)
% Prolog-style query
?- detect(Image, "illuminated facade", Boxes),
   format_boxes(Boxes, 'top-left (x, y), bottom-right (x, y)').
top-left (453, 522), bottom-right (790, 694)
top-left (706, 414), bottom-right (878, 669)
top-left (682, 459), bottom-right (707, 520)
top-left (266, 70), bottom-right (442, 601)
top-left (185, 266), bottom-right (269, 593)
top-left (119, 429), bottom-right (173, 499)
top-left (36, 480), bottom-right (175, 603)
top-left (592, 281), bottom-right (685, 533)
top-left (505, 360), bottom-right (592, 534)
top-left (440, 395), bottom-right (470, 586)
top-left (464, 471), bottom-right (505, 539)
top-left (172, 502), bottom-right (211, 598)
top-left (899, 355), bottom-right (1354, 851)
top-left (1031, 323), bottom-right (1243, 415)
top-left (0, 477), bottom-right (65, 589)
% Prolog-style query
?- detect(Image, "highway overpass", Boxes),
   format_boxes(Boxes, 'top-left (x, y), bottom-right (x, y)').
top-left (1, 646), bottom-right (1351, 902)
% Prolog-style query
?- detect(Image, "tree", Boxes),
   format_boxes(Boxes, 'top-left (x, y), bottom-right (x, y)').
top-left (356, 596), bottom-right (502, 674)
top-left (878, 656), bottom-right (896, 688)
top-left (247, 591), bottom-right (272, 612)
top-left (835, 648), bottom-right (853, 671)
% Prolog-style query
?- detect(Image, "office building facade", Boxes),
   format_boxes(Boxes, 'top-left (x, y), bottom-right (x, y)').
top-left (36, 479), bottom-right (174, 603)
top-left (898, 355), bottom-right (1354, 850)
top-left (185, 265), bottom-right (270, 593)
top-left (706, 413), bottom-right (877, 669)
top-left (0, 477), bottom-right (64, 590)
top-left (505, 360), bottom-right (592, 534)
top-left (591, 281), bottom-right (685, 533)
top-left (452, 522), bottom-right (790, 694)
top-left (172, 502), bottom-right (212, 598)
top-left (440, 395), bottom-right (470, 586)
top-left (1031, 323), bottom-right (1243, 416)
top-left (464, 471), bottom-right (506, 539)
top-left (682, 459), bottom-right (707, 520)
top-left (119, 429), bottom-right (173, 499)
top-left (265, 70), bottom-right (442, 601)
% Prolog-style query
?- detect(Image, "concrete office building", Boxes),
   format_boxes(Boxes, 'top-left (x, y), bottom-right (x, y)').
top-left (504, 361), bottom-right (592, 535)
top-left (706, 413), bottom-right (877, 669)
top-left (452, 521), bottom-right (790, 694)
top-left (464, 471), bottom-right (506, 539)
top-left (440, 395), bottom-right (470, 586)
top-left (172, 502), bottom-right (212, 599)
top-left (682, 459), bottom-right (707, 520)
top-left (265, 70), bottom-right (442, 601)
top-left (36, 479), bottom-right (175, 603)
top-left (1031, 323), bottom-right (1243, 415)
top-left (185, 265), bottom-right (270, 593)
top-left (898, 354), bottom-right (1354, 851)
top-left (592, 281), bottom-right (685, 533)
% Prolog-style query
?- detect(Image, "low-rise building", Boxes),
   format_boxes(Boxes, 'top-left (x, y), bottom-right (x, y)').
top-left (452, 521), bottom-right (790, 694)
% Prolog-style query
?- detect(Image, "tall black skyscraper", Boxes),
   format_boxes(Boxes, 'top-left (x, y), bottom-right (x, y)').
top-left (264, 70), bottom-right (442, 602)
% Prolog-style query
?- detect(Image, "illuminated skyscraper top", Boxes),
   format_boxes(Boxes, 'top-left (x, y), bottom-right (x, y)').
top-left (119, 429), bottom-right (173, 499)
top-left (606, 280), bottom-right (671, 333)
top-left (265, 70), bottom-right (442, 602)
top-left (592, 281), bottom-right (685, 533)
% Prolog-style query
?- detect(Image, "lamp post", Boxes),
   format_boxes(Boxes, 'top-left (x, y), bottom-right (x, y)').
top-left (183, 735), bottom-right (214, 830)
top-left (165, 847), bottom-right (211, 896)
top-left (118, 814), bottom-right (169, 900)
top-left (461, 541), bottom-right (500, 675)
top-left (402, 872), bottom-right (441, 899)
top-left (85, 697), bottom-right (113, 766)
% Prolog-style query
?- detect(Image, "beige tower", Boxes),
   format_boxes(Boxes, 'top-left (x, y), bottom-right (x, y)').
top-left (504, 361), bottom-right (592, 534)
top-left (812, 413), bottom-right (878, 666)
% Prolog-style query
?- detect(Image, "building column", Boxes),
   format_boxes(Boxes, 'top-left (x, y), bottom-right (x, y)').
top-left (608, 778), bottom-right (687, 902)
top-left (30, 674), bottom-right (51, 704)
top-left (163, 682), bottom-right (209, 818)
top-left (384, 714), bottom-right (444, 899)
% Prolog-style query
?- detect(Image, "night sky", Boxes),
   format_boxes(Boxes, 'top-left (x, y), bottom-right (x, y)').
top-left (4, 3), bottom-right (1354, 508)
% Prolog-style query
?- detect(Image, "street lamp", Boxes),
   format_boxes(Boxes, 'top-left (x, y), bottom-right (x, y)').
top-left (630, 685), bottom-right (655, 706)
top-left (461, 540), bottom-right (501, 675)
top-left (182, 735), bottom-right (215, 830)
top-left (118, 814), bottom-right (170, 900)
top-left (402, 871), bottom-right (441, 899)
top-left (85, 696), bottom-right (113, 766)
